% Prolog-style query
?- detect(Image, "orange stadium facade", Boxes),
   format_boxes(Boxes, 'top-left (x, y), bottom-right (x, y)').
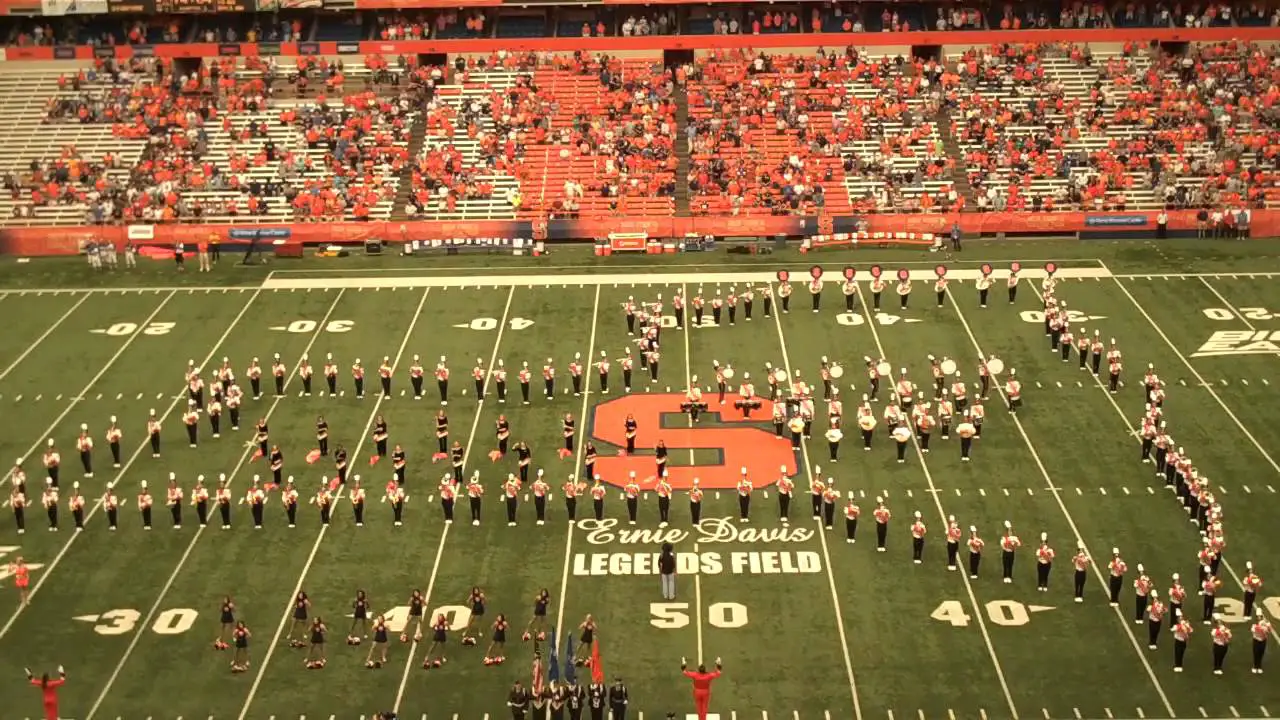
top-left (0, 22), bottom-right (1277, 256)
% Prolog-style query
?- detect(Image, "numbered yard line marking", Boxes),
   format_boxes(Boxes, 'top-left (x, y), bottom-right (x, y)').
top-left (862, 284), bottom-right (1016, 720)
top-left (775, 294), bottom-right (863, 720)
top-left (0, 293), bottom-right (90, 382)
top-left (83, 289), bottom-right (342, 720)
top-left (1035, 276), bottom-right (1280, 647)
top-left (241, 287), bottom-right (432, 720)
top-left (0, 290), bottom-right (190, 641)
top-left (947, 285), bottom-right (1177, 715)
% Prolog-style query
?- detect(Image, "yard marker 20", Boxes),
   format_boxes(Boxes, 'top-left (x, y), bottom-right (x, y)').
top-left (237, 287), bottom-right (434, 720)
top-left (390, 285), bottom-right (522, 715)
top-left (83, 289), bottom-right (347, 720)
top-left (853, 281), bottom-right (1018, 720)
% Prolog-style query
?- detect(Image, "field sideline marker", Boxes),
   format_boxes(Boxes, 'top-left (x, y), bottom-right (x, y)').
top-left (773, 291), bottom-right (863, 720)
top-left (83, 289), bottom-right (347, 720)
top-left (856, 283), bottom-right (1018, 720)
top-left (0, 290), bottom-right (186, 639)
top-left (1036, 277), bottom-right (1280, 646)
top-left (546, 285), bottom-right (602, 698)
top-left (945, 286), bottom-right (1177, 716)
top-left (391, 285), bottom-right (522, 714)
top-left (0, 292), bottom-right (89, 382)
top-left (236, 286), bottom-right (432, 720)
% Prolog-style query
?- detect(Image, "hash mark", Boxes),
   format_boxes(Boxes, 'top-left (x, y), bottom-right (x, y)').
top-left (1261, 706), bottom-right (1270, 718)
top-left (1270, 486), bottom-right (1277, 494)
top-left (1104, 710), bottom-right (1112, 719)
top-left (1122, 487), bottom-right (1130, 495)
top-left (1180, 379), bottom-right (1187, 386)
top-left (1199, 709), bottom-right (1208, 718)
top-left (1055, 381), bottom-right (1060, 388)
top-left (888, 713), bottom-right (895, 720)
top-left (1043, 710), bottom-right (1051, 720)
top-left (1135, 710), bottom-right (1144, 719)
top-left (136, 393), bottom-right (143, 400)
top-left (1073, 710), bottom-right (1082, 720)
top-left (55, 394), bottom-right (62, 401)
top-left (1231, 707), bottom-right (1241, 718)
top-left (1027, 488), bottom-right (1034, 496)
top-left (1003, 488), bottom-right (1010, 496)
top-left (907, 489), bottom-right (913, 497)
top-left (1244, 486), bottom-right (1252, 494)
top-left (1076, 488), bottom-right (1083, 495)
top-left (1147, 487), bottom-right (1154, 495)
top-left (1265, 379), bottom-right (1271, 386)
top-left (1100, 488), bottom-right (1107, 495)
top-left (979, 488), bottom-right (986, 496)
top-left (1243, 379), bottom-right (1250, 386)
top-left (34, 394), bottom-right (40, 401)
top-left (954, 489), bottom-right (961, 496)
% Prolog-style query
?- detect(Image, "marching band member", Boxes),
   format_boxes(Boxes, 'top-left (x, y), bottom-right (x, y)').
top-left (503, 473), bottom-right (522, 527)
top-left (451, 441), bottom-right (466, 483)
top-left (467, 471), bottom-right (484, 525)
top-left (977, 358), bottom-right (992, 400)
top-left (895, 371), bottom-right (915, 414)
top-left (103, 482), bottom-right (119, 530)
top-left (624, 296), bottom-right (637, 335)
top-left (1147, 590), bottom-right (1166, 648)
top-left (937, 390), bottom-right (953, 439)
top-left (597, 351), bottom-right (611, 395)
top-left (76, 425), bottom-right (93, 478)
top-left (688, 478), bottom-right (703, 525)
top-left (352, 358), bottom-right (365, 399)
top-left (957, 413), bottom-right (976, 462)
top-left (282, 478), bottom-right (299, 528)
top-left (773, 467), bottom-right (794, 524)
top-left (844, 494), bottom-right (860, 543)
top-left (1077, 329), bottom-right (1091, 371)
top-left (737, 373), bottom-right (759, 419)
top-left (272, 354), bottom-right (287, 397)
top-left (1048, 305), bottom-right (1063, 351)
top-left (1007, 268), bottom-right (1020, 304)
top-left (246, 357), bottom-right (263, 399)
top-left (935, 273), bottom-right (948, 308)
top-left (350, 478), bottom-right (366, 527)
top-left (313, 479), bottom-right (333, 526)
top-left (43, 440), bottom-right (60, 488)
top-left (183, 401), bottom-right (199, 448)
top-left (685, 378), bottom-right (705, 423)
top-left (777, 278), bottom-right (792, 314)
top-left (226, 383), bottom-right (242, 430)
top-left (137, 480), bottom-right (153, 530)
top-left (217, 358), bottom-right (235, 396)
top-left (944, 516), bottom-right (962, 570)
top-left (788, 413), bottom-right (805, 450)
top-left (910, 512), bottom-right (927, 564)
top-left (543, 359), bottom-right (556, 400)
top-left (207, 392), bottom-right (222, 438)
top-left (672, 291), bottom-right (685, 329)
top-left (532, 470), bottom-right (550, 526)
top-left (10, 477), bottom-right (26, 534)
top-left (826, 423), bottom-right (843, 462)
top-left (298, 354), bottom-right (314, 396)
top-left (1090, 331), bottom-right (1105, 375)
top-left (746, 285), bottom-right (759, 320)
top-left (409, 355), bottom-right (425, 399)
top-left (324, 354), bottom-right (339, 396)
top-left (821, 480), bottom-right (838, 530)
top-left (216, 475), bottom-right (233, 529)
top-left (842, 276), bottom-right (857, 312)
top-left (1252, 610), bottom-right (1271, 674)
top-left (970, 397), bottom-right (985, 438)
top-left (68, 482), bottom-right (85, 531)
top-left (1243, 561), bottom-right (1264, 616)
top-left (1134, 564), bottom-right (1153, 623)
top-left (456, 358), bottom-right (471, 404)
top-left (897, 274), bottom-right (912, 310)
top-left (518, 361), bottom-right (533, 404)
top-left (1169, 573), bottom-right (1187, 628)
top-left (892, 421), bottom-right (911, 463)
top-left (439, 473), bottom-right (455, 524)
top-left (1004, 370), bottom-right (1022, 413)
top-left (1140, 410), bottom-right (1157, 463)
top-left (951, 372), bottom-right (967, 412)
top-left (869, 273), bottom-right (885, 311)
top-left (711, 290), bottom-right (724, 326)
top-left (976, 271), bottom-right (993, 308)
top-left (42, 479), bottom-right (58, 531)
top-left (1172, 610), bottom-right (1193, 672)
top-left (967, 526), bottom-right (984, 578)
top-left (619, 351), bottom-right (634, 393)
top-left (693, 292), bottom-right (705, 326)
top-left (915, 402), bottom-right (934, 453)
top-left (166, 475), bottom-right (182, 529)
top-left (1107, 548), bottom-right (1128, 606)
top-left (1000, 521), bottom-right (1021, 583)
top-left (1212, 615), bottom-right (1233, 675)
top-left (1107, 340), bottom-right (1123, 393)
top-left (245, 476), bottom-right (266, 529)
top-left (873, 497), bottom-right (891, 552)
top-left (1035, 533), bottom-right (1055, 591)
top-left (653, 475), bottom-right (671, 528)
top-left (808, 275), bottom-right (822, 313)
top-left (624, 472), bottom-right (641, 525)
top-left (188, 366), bottom-right (205, 408)
top-left (493, 359), bottom-right (508, 403)
top-left (735, 469), bottom-right (752, 523)
top-left (377, 356), bottom-right (393, 399)
top-left (387, 478), bottom-right (406, 527)
top-left (1060, 324), bottom-right (1074, 363)
top-left (105, 417), bottom-right (123, 468)
top-left (1202, 566), bottom-right (1221, 624)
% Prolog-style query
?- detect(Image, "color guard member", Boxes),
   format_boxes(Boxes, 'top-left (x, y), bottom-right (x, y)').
top-left (334, 444), bottom-right (349, 485)
top-left (452, 441), bottom-right (466, 483)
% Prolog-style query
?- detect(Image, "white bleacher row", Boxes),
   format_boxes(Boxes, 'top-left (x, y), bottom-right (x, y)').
top-left (0, 58), bottom-right (412, 227)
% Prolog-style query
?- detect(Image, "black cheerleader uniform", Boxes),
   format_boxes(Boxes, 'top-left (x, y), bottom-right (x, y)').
top-left (436, 415), bottom-right (449, 454)
top-left (374, 420), bottom-right (389, 459)
top-left (221, 600), bottom-right (235, 626)
top-left (316, 420), bottom-right (329, 456)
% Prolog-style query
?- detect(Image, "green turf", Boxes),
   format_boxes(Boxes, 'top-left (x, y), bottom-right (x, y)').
top-left (2, 241), bottom-right (1280, 720)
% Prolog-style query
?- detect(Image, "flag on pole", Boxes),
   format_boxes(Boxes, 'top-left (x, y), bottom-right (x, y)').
top-left (549, 629), bottom-right (560, 683)
top-left (564, 634), bottom-right (577, 685)
top-left (590, 637), bottom-right (604, 684)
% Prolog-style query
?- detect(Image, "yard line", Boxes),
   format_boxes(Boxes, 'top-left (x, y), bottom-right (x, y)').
top-left (0, 290), bottom-right (187, 640)
top-left (1027, 280), bottom-right (1280, 645)
top-left (0, 293), bottom-right (90, 382)
top-left (542, 284), bottom-right (602, 681)
top-left (1102, 263), bottom-right (1280, 476)
top-left (82, 289), bottom-right (345, 720)
top-left (944, 287), bottom-right (1177, 717)
top-left (679, 282), bottom-right (703, 663)
top-left (390, 286), bottom-right (521, 714)
top-left (772, 300), bottom-right (862, 720)
top-left (237, 287), bottom-right (433, 720)
top-left (854, 284), bottom-right (1016, 720)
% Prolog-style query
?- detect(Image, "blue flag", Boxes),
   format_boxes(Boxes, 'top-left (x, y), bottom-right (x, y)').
top-left (549, 629), bottom-right (560, 683)
top-left (564, 632), bottom-right (577, 685)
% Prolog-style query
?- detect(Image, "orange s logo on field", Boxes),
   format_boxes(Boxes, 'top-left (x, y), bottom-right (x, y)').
top-left (589, 394), bottom-right (797, 489)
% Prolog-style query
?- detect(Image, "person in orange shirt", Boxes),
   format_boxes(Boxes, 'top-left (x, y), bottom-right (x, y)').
top-left (681, 656), bottom-right (723, 720)
top-left (26, 665), bottom-right (66, 720)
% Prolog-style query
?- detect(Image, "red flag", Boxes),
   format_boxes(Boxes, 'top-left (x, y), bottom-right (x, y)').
top-left (590, 638), bottom-right (604, 685)
top-left (558, 448), bottom-right (573, 460)
top-left (369, 455), bottom-right (380, 466)
top-left (251, 448), bottom-right (264, 461)
top-left (432, 452), bottom-right (448, 462)
top-left (329, 477), bottom-right (342, 492)
top-left (488, 450), bottom-right (503, 462)
top-left (306, 449), bottom-right (322, 465)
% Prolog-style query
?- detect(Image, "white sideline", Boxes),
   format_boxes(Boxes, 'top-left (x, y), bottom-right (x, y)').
top-left (0, 290), bottom-right (182, 640)
top-left (84, 289), bottom-right (347, 720)
top-left (943, 286), bottom-right (1177, 717)
top-left (391, 285), bottom-right (518, 714)
top-left (0, 292), bottom-right (90, 382)
top-left (263, 268), bottom-right (1111, 291)
top-left (773, 296), bottom-right (864, 720)
top-left (853, 283), bottom-right (1016, 720)
top-left (238, 287), bottom-right (432, 720)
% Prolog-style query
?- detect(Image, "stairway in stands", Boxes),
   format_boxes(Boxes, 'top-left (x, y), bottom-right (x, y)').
top-left (673, 88), bottom-right (691, 215)
top-left (391, 113), bottom-right (428, 221)
top-left (937, 109), bottom-right (977, 208)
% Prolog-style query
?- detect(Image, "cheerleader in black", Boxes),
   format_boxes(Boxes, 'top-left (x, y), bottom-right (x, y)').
top-left (373, 416), bottom-right (389, 460)
top-left (523, 589), bottom-right (550, 642)
top-left (348, 590), bottom-right (370, 644)
top-left (231, 621), bottom-right (251, 673)
top-left (462, 587), bottom-right (486, 645)
top-left (435, 411), bottom-right (449, 455)
top-left (365, 616), bottom-right (390, 668)
top-left (403, 589), bottom-right (426, 642)
top-left (215, 596), bottom-right (236, 650)
top-left (286, 591), bottom-right (311, 648)
top-left (305, 617), bottom-right (327, 669)
top-left (484, 613), bottom-right (509, 665)
top-left (573, 615), bottom-right (596, 666)
top-left (422, 614), bottom-right (449, 669)
top-left (316, 416), bottom-right (329, 457)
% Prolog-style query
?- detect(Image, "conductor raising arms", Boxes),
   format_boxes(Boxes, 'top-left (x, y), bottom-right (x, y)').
top-left (25, 665), bottom-right (66, 720)
top-left (681, 656), bottom-right (723, 720)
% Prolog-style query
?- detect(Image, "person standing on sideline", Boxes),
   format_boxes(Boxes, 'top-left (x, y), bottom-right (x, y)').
top-left (681, 656), bottom-right (722, 720)
top-left (25, 665), bottom-right (66, 720)
top-left (199, 233), bottom-right (212, 272)
top-left (659, 542), bottom-right (677, 600)
top-left (174, 241), bottom-right (185, 271)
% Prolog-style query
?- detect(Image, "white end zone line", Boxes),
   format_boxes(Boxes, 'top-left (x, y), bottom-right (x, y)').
top-left (0, 290), bottom-right (184, 640)
top-left (944, 286), bottom-right (1177, 717)
top-left (0, 292), bottom-right (90, 382)
top-left (84, 289), bottom-right (347, 720)
top-left (854, 284), bottom-right (1017, 720)
top-left (391, 285), bottom-right (521, 714)
top-left (772, 297), bottom-right (863, 720)
top-left (263, 268), bottom-right (1111, 291)
top-left (547, 285), bottom-right (602, 689)
top-left (1100, 261), bottom-right (1280, 477)
top-left (239, 287), bottom-right (433, 720)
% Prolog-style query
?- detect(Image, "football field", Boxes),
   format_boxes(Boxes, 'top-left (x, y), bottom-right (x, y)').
top-left (3, 240), bottom-right (1280, 720)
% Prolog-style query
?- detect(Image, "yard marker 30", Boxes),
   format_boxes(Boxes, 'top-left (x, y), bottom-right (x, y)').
top-left (239, 288), bottom-right (434, 720)
top-left (390, 286), bottom-right (521, 715)
top-left (83, 290), bottom-right (344, 720)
